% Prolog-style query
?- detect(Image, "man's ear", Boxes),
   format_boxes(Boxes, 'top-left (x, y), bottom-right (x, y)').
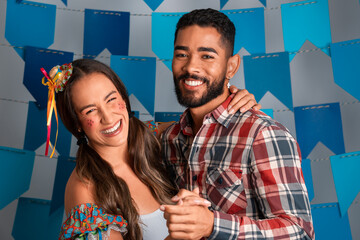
top-left (226, 54), bottom-right (241, 79)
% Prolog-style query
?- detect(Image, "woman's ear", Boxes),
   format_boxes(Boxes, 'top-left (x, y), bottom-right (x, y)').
top-left (226, 54), bottom-right (241, 79)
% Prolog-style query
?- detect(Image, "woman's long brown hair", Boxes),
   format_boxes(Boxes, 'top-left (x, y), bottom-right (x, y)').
top-left (56, 59), bottom-right (176, 239)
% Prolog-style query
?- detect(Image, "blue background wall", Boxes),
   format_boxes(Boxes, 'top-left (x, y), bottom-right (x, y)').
top-left (0, 0), bottom-right (359, 239)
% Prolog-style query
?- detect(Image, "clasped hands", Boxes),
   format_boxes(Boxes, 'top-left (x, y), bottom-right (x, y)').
top-left (161, 188), bottom-right (214, 240)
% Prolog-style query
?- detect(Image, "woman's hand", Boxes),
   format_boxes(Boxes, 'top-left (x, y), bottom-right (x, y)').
top-left (228, 85), bottom-right (262, 114)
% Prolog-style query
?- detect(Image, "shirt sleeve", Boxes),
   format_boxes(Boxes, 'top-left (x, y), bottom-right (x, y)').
top-left (208, 123), bottom-right (314, 240)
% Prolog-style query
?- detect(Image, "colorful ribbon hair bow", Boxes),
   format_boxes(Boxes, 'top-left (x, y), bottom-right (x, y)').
top-left (40, 63), bottom-right (73, 157)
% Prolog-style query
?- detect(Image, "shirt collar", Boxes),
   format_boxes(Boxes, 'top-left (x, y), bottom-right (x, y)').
top-left (179, 94), bottom-right (236, 134)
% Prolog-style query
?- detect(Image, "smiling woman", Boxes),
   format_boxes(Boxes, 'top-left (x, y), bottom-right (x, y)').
top-left (54, 59), bottom-right (176, 240)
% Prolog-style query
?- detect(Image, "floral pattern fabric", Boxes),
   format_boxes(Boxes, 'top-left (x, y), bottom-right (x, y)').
top-left (59, 203), bottom-right (127, 240)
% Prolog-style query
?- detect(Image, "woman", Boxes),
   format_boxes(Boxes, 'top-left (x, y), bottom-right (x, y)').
top-left (50, 59), bottom-right (260, 239)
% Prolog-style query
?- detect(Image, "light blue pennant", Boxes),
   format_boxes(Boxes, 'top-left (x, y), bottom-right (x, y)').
top-left (243, 52), bottom-right (293, 110)
top-left (220, 0), bottom-right (230, 9)
top-left (281, 0), bottom-right (331, 61)
top-left (330, 152), bottom-right (360, 216)
top-left (5, 0), bottom-right (56, 59)
top-left (261, 109), bottom-right (273, 118)
top-left (111, 56), bottom-right (156, 115)
top-left (143, 0), bottom-right (165, 11)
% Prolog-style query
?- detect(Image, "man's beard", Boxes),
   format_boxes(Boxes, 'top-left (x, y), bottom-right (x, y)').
top-left (173, 73), bottom-right (226, 108)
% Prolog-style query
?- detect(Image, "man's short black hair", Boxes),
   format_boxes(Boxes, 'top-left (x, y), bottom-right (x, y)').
top-left (174, 8), bottom-right (236, 56)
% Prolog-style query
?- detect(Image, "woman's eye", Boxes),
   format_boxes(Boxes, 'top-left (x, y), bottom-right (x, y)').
top-left (86, 109), bottom-right (95, 115)
top-left (107, 97), bottom-right (116, 103)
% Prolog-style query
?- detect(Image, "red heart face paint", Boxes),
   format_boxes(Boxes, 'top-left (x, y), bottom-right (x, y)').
top-left (87, 119), bottom-right (94, 127)
top-left (118, 101), bottom-right (126, 111)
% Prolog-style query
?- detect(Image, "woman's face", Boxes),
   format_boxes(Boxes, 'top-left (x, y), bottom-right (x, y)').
top-left (71, 72), bottom-right (129, 151)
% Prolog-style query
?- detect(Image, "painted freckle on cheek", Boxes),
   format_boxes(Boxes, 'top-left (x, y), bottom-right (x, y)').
top-left (87, 119), bottom-right (94, 127)
top-left (118, 102), bottom-right (126, 110)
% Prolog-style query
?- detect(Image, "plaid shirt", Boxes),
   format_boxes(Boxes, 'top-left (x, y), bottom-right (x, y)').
top-left (161, 95), bottom-right (314, 239)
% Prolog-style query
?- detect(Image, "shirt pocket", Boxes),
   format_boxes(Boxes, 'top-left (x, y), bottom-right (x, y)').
top-left (205, 167), bottom-right (247, 214)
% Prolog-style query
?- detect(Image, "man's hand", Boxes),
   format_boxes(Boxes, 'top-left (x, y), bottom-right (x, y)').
top-left (161, 188), bottom-right (214, 240)
top-left (228, 86), bottom-right (261, 114)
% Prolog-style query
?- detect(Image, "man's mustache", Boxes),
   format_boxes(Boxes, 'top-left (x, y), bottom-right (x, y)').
top-left (177, 73), bottom-right (209, 83)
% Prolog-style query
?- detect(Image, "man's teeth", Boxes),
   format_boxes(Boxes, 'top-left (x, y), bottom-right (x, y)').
top-left (185, 80), bottom-right (203, 86)
top-left (102, 120), bottom-right (121, 134)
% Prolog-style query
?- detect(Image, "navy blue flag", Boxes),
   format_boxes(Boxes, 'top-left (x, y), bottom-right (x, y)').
top-left (331, 39), bottom-right (360, 101)
top-left (50, 156), bottom-right (76, 214)
top-left (84, 9), bottom-right (130, 58)
top-left (5, 0), bottom-right (56, 59)
top-left (243, 52), bottom-right (293, 110)
top-left (12, 198), bottom-right (64, 239)
top-left (24, 102), bottom-right (72, 157)
top-left (294, 103), bottom-right (345, 158)
top-left (311, 203), bottom-right (352, 240)
top-left (301, 159), bottom-right (314, 202)
top-left (23, 46), bottom-right (74, 109)
top-left (0, 147), bottom-right (35, 210)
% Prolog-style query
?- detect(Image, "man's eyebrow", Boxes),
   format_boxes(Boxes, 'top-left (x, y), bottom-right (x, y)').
top-left (198, 47), bottom-right (218, 55)
top-left (174, 45), bottom-right (189, 51)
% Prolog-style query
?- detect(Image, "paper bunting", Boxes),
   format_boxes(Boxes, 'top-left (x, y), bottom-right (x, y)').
top-left (294, 103), bottom-right (345, 159)
top-left (301, 159), bottom-right (314, 202)
top-left (281, 0), bottom-right (331, 61)
top-left (143, 0), bottom-right (164, 11)
top-left (62, 0), bottom-right (67, 6)
top-left (155, 112), bottom-right (182, 123)
top-left (5, 0), bottom-right (56, 59)
top-left (330, 39), bottom-right (360, 101)
top-left (0, 147), bottom-right (35, 210)
top-left (259, 0), bottom-right (266, 7)
top-left (243, 52), bottom-right (293, 110)
top-left (261, 109), bottom-right (273, 118)
top-left (311, 202), bottom-right (352, 239)
top-left (12, 198), bottom-right (64, 239)
top-left (23, 102), bottom-right (72, 157)
top-left (222, 8), bottom-right (265, 55)
top-left (111, 56), bottom-right (156, 115)
top-left (84, 9), bottom-right (130, 58)
top-left (152, 12), bottom-right (184, 70)
top-left (23, 47), bottom-right (74, 109)
top-left (330, 152), bottom-right (360, 216)
top-left (50, 156), bottom-right (75, 214)
top-left (220, 0), bottom-right (229, 9)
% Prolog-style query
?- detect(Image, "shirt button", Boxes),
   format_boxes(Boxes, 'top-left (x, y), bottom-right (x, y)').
top-left (192, 175), bottom-right (197, 181)
top-left (217, 177), bottom-right (223, 184)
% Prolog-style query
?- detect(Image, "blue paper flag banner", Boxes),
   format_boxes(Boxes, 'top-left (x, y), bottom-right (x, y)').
top-left (294, 103), bottom-right (345, 159)
top-left (330, 152), bottom-right (360, 216)
top-left (23, 47), bottom-right (74, 109)
top-left (84, 9), bottom-right (130, 58)
top-left (311, 203), bottom-right (352, 240)
top-left (222, 8), bottom-right (265, 55)
top-left (220, 0), bottom-right (230, 9)
top-left (330, 39), bottom-right (360, 101)
top-left (12, 198), bottom-right (64, 240)
top-left (50, 156), bottom-right (75, 214)
top-left (155, 112), bottom-right (183, 123)
top-left (259, 0), bottom-right (266, 7)
top-left (301, 159), bottom-right (314, 202)
top-left (143, 0), bottom-right (164, 11)
top-left (243, 52), bottom-right (293, 110)
top-left (62, 0), bottom-right (67, 6)
top-left (111, 56), bottom-right (157, 115)
top-left (261, 109), bottom-right (273, 118)
top-left (281, 0), bottom-right (331, 61)
top-left (24, 102), bottom-right (72, 157)
top-left (152, 12), bottom-right (185, 70)
top-left (5, 0), bottom-right (56, 59)
top-left (0, 147), bottom-right (35, 210)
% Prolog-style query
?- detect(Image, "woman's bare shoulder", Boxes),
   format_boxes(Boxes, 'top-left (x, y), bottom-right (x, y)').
top-left (64, 170), bottom-right (95, 214)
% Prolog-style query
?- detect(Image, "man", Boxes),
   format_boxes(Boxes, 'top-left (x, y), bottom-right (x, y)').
top-left (160, 8), bottom-right (314, 240)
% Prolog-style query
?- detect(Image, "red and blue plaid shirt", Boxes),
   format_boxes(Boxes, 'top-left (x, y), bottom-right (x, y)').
top-left (161, 95), bottom-right (314, 239)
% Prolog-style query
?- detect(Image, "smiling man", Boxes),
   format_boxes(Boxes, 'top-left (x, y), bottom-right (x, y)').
top-left (161, 8), bottom-right (314, 240)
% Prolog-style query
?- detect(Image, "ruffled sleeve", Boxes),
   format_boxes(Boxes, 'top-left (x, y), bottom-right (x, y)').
top-left (59, 203), bottom-right (127, 240)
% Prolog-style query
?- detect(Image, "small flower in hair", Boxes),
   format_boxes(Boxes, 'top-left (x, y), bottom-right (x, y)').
top-left (48, 63), bottom-right (73, 93)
